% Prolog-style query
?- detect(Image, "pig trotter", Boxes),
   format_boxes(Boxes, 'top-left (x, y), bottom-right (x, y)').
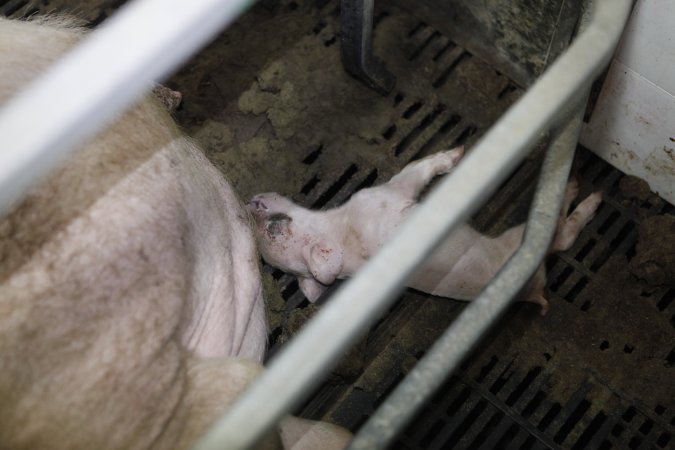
top-left (152, 83), bottom-right (182, 113)
top-left (527, 292), bottom-right (550, 316)
top-left (552, 190), bottom-right (603, 252)
top-left (388, 146), bottom-right (465, 199)
top-left (299, 277), bottom-right (328, 303)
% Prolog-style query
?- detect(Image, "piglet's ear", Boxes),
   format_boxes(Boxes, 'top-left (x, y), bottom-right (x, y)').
top-left (302, 240), bottom-right (344, 286)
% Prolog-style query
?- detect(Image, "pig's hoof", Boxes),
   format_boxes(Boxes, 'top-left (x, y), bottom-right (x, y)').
top-left (439, 146), bottom-right (465, 173)
top-left (448, 146), bottom-right (464, 161)
top-left (153, 84), bottom-right (182, 112)
top-left (586, 191), bottom-right (603, 211)
top-left (528, 293), bottom-right (549, 316)
top-left (570, 191), bottom-right (603, 223)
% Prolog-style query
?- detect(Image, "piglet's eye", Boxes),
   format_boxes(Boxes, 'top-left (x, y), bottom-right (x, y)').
top-left (265, 213), bottom-right (292, 236)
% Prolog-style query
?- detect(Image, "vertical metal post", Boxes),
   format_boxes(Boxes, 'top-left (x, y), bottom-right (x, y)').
top-left (340, 0), bottom-right (395, 94)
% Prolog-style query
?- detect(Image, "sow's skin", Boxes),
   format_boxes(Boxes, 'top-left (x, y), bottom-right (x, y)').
top-left (0, 18), bottom-right (350, 450)
top-left (249, 147), bottom-right (602, 315)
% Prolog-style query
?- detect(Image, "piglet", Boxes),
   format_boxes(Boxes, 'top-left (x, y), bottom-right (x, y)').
top-left (249, 147), bottom-right (602, 314)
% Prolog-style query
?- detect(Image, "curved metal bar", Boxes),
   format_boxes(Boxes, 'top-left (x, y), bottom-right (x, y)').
top-left (347, 104), bottom-right (586, 449)
top-left (346, 3), bottom-right (606, 445)
top-left (192, 1), bottom-right (632, 449)
top-left (0, 0), bottom-right (255, 217)
top-left (340, 0), bottom-right (396, 95)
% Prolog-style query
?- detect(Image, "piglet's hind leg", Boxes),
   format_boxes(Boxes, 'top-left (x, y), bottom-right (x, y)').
top-left (551, 191), bottom-right (602, 253)
top-left (560, 179), bottom-right (580, 217)
top-left (387, 147), bottom-right (464, 199)
top-left (527, 292), bottom-right (550, 316)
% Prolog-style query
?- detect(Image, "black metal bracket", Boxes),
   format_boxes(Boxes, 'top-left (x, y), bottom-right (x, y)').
top-left (340, 0), bottom-right (396, 95)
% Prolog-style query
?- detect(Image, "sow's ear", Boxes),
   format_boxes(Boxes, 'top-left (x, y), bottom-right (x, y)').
top-left (302, 239), bottom-right (344, 285)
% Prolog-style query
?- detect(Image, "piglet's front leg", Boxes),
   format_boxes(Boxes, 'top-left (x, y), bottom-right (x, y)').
top-left (523, 181), bottom-right (602, 315)
top-left (387, 146), bottom-right (464, 198)
top-left (551, 181), bottom-right (603, 252)
top-left (299, 277), bottom-right (328, 303)
top-left (296, 238), bottom-right (343, 302)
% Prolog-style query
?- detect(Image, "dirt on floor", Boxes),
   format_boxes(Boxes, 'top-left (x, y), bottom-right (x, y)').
top-left (630, 214), bottom-right (675, 287)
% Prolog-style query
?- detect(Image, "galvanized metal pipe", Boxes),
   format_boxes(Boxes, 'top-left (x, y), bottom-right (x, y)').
top-left (192, 1), bottom-right (632, 449)
top-left (0, 0), bottom-right (255, 217)
top-left (347, 104), bottom-right (587, 449)
top-left (346, 2), bottom-right (605, 445)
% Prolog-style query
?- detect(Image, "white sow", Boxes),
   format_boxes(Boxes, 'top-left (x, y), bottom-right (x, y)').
top-left (0, 17), bottom-right (349, 450)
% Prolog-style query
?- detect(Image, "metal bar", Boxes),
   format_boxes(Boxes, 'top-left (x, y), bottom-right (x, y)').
top-left (346, 2), bottom-right (608, 446)
top-left (191, 1), bottom-right (631, 449)
top-left (347, 102), bottom-right (587, 450)
top-left (340, 0), bottom-right (395, 95)
top-left (0, 0), bottom-right (255, 217)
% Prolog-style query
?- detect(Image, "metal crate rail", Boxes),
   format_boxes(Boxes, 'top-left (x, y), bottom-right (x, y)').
top-left (0, 0), bottom-right (254, 217)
